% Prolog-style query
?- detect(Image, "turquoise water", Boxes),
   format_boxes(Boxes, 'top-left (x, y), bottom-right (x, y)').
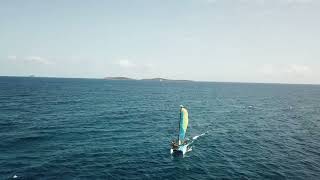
top-left (1, 77), bottom-right (320, 179)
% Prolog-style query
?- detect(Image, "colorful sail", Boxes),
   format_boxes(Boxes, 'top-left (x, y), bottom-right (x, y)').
top-left (179, 107), bottom-right (188, 144)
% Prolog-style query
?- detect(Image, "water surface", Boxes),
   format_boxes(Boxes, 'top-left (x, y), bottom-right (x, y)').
top-left (0, 77), bottom-right (319, 179)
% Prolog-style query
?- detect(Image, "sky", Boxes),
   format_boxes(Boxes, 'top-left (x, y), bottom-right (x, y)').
top-left (0, 0), bottom-right (319, 84)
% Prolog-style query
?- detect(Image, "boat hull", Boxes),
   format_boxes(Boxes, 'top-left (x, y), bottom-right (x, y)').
top-left (170, 144), bottom-right (188, 155)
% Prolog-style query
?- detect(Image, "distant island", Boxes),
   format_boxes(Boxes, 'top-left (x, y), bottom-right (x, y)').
top-left (104, 77), bottom-right (192, 82)
top-left (141, 78), bottom-right (169, 81)
top-left (104, 77), bottom-right (135, 80)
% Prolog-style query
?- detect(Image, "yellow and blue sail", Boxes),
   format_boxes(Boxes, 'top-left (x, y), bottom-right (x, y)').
top-left (179, 107), bottom-right (189, 143)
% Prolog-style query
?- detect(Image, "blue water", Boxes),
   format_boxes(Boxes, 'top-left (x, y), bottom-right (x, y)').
top-left (1, 77), bottom-right (320, 179)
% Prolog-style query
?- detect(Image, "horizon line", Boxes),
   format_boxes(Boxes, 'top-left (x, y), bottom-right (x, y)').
top-left (0, 75), bottom-right (319, 86)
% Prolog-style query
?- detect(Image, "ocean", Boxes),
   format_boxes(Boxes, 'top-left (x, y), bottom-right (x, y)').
top-left (0, 77), bottom-right (319, 179)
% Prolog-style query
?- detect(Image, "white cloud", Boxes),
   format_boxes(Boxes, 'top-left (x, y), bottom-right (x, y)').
top-left (207, 0), bottom-right (217, 4)
top-left (286, 0), bottom-right (313, 4)
top-left (6, 55), bottom-right (53, 65)
top-left (115, 59), bottom-right (155, 71)
top-left (257, 63), bottom-right (315, 84)
top-left (113, 59), bottom-right (157, 78)
top-left (7, 55), bottom-right (17, 60)
top-left (145, 63), bottom-right (154, 69)
top-left (205, 0), bottom-right (313, 4)
top-left (116, 59), bottom-right (136, 68)
top-left (260, 64), bottom-right (275, 75)
top-left (25, 56), bottom-right (53, 65)
top-left (259, 64), bottom-right (312, 76)
top-left (285, 64), bottom-right (311, 75)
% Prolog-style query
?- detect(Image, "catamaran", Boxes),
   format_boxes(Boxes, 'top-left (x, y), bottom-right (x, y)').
top-left (170, 105), bottom-right (191, 155)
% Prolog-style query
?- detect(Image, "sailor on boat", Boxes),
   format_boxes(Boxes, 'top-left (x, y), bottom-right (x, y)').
top-left (170, 105), bottom-right (190, 155)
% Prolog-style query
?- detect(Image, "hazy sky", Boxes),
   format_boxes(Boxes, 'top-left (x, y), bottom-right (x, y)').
top-left (1, 0), bottom-right (319, 84)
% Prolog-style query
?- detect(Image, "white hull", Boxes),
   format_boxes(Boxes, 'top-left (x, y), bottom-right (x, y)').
top-left (170, 144), bottom-right (188, 155)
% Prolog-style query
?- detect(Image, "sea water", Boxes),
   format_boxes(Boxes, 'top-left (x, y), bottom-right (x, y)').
top-left (0, 77), bottom-right (320, 179)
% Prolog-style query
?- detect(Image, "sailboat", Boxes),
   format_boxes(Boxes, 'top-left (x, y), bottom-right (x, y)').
top-left (170, 105), bottom-right (191, 155)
